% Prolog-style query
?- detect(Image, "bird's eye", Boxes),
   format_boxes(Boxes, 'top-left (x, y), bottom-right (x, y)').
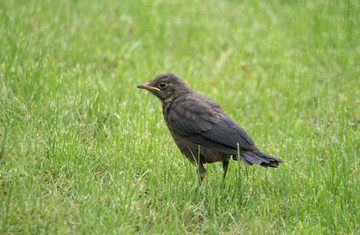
top-left (159, 82), bottom-right (167, 89)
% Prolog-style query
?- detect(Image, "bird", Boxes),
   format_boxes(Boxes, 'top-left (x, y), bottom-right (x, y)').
top-left (137, 73), bottom-right (283, 185)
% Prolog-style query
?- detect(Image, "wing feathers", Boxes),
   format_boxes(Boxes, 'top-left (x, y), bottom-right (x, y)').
top-left (169, 94), bottom-right (257, 154)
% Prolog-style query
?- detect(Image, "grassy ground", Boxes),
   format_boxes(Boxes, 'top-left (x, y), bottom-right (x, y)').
top-left (1, 0), bottom-right (359, 233)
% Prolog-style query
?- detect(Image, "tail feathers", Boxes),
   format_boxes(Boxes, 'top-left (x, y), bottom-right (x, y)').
top-left (239, 150), bottom-right (283, 168)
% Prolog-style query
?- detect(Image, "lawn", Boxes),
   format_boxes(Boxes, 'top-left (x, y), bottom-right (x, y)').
top-left (1, 0), bottom-right (359, 233)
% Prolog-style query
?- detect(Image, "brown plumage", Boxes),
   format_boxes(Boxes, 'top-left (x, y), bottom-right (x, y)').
top-left (137, 73), bottom-right (283, 185)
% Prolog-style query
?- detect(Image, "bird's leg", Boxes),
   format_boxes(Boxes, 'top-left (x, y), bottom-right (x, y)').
top-left (198, 163), bottom-right (206, 186)
top-left (223, 160), bottom-right (229, 180)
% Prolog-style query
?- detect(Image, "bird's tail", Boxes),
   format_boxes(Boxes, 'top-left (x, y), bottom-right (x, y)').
top-left (237, 150), bottom-right (283, 168)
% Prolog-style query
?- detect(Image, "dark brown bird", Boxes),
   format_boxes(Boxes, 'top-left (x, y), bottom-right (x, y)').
top-left (137, 73), bottom-right (283, 185)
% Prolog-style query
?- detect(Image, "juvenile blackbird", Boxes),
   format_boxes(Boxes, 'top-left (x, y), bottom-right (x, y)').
top-left (137, 73), bottom-right (283, 185)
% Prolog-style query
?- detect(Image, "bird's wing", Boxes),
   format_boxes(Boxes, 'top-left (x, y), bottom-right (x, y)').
top-left (169, 93), bottom-right (257, 154)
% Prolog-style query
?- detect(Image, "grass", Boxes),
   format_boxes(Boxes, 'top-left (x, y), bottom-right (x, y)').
top-left (1, 0), bottom-right (359, 233)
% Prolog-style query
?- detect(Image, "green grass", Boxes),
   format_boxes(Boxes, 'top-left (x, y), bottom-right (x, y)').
top-left (1, 0), bottom-right (359, 233)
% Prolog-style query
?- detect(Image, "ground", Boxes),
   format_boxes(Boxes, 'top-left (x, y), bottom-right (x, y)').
top-left (1, 0), bottom-right (360, 233)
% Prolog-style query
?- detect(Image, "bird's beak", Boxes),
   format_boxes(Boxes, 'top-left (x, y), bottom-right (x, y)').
top-left (136, 83), bottom-right (160, 91)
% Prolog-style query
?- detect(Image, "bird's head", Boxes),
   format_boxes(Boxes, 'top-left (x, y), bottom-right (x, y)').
top-left (137, 73), bottom-right (190, 102)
